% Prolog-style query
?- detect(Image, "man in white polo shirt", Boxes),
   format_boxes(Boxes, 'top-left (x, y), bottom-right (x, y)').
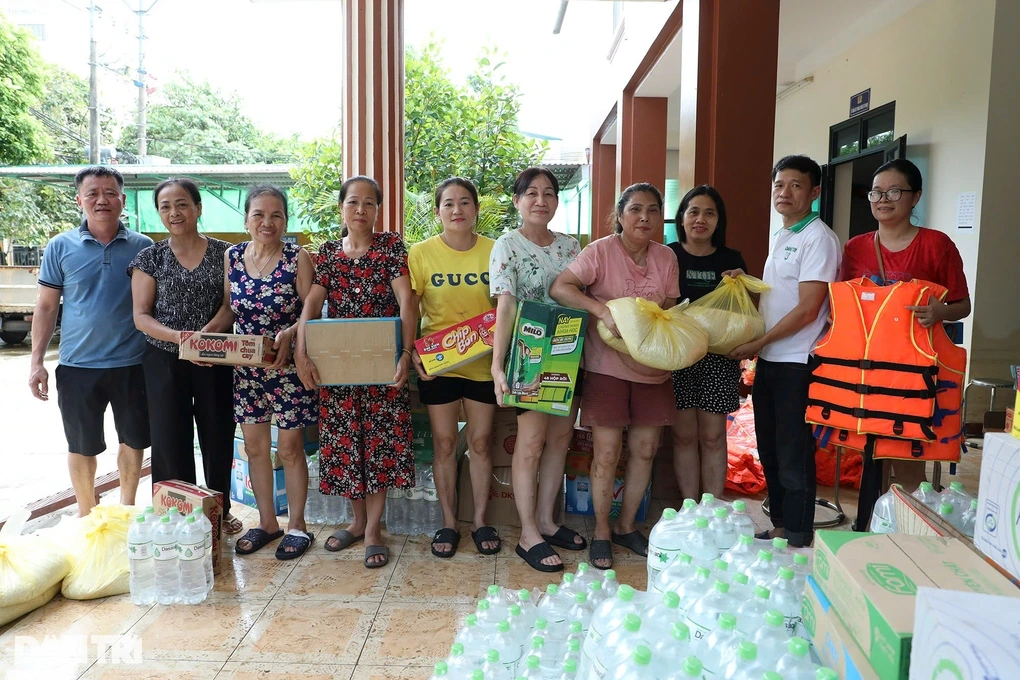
top-left (727, 155), bottom-right (840, 547)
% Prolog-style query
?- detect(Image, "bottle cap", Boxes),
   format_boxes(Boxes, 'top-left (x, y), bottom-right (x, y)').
top-left (546, 584), bottom-right (559, 595)
top-left (662, 508), bottom-right (678, 519)
top-left (186, 516), bottom-right (196, 524)
top-left (950, 481), bottom-right (964, 492)
top-left (509, 605), bottom-right (521, 617)
top-left (563, 659), bottom-right (578, 674)
top-left (570, 621), bottom-right (582, 634)
top-left (695, 566), bottom-right (711, 579)
top-left (733, 500), bottom-right (747, 512)
top-left (772, 537), bottom-right (789, 551)
top-left (144, 505), bottom-right (155, 513)
top-left (764, 673), bottom-right (782, 680)
top-left (589, 581), bottom-right (602, 591)
top-left (793, 553), bottom-right (809, 566)
top-left (632, 645), bottom-right (651, 666)
top-left (739, 534), bottom-right (754, 546)
top-left (161, 515), bottom-right (171, 523)
top-left (765, 609), bottom-right (784, 627)
top-left (732, 573), bottom-right (749, 586)
top-left (970, 498), bottom-right (978, 509)
top-left (477, 600), bottom-right (490, 612)
top-left (486, 650), bottom-right (499, 664)
top-left (605, 569), bottom-right (617, 581)
top-left (754, 585), bottom-right (771, 600)
top-left (518, 589), bottom-right (531, 602)
top-left (433, 662), bottom-right (448, 677)
top-left (694, 517), bottom-right (709, 529)
top-left (135, 515), bottom-right (146, 523)
top-left (471, 671), bottom-right (483, 680)
top-left (714, 507), bottom-right (728, 518)
top-left (465, 615), bottom-right (477, 627)
top-left (497, 620), bottom-right (510, 633)
top-left (562, 573), bottom-right (574, 585)
top-left (738, 639), bottom-right (757, 661)
top-left (714, 559), bottom-right (728, 572)
top-left (920, 481), bottom-right (934, 491)
top-left (577, 562), bottom-right (589, 574)
top-left (701, 493), bottom-right (715, 503)
top-left (718, 613), bottom-right (736, 631)
top-left (662, 591), bottom-right (680, 609)
top-left (535, 618), bottom-right (548, 630)
top-left (940, 503), bottom-right (954, 515)
top-left (531, 636), bottom-right (544, 650)
top-left (714, 580), bottom-right (730, 594)
top-left (623, 613), bottom-right (641, 632)
top-left (526, 656), bottom-right (540, 670)
top-left (617, 584), bottom-right (634, 601)
top-left (488, 585), bottom-right (501, 596)
top-left (450, 643), bottom-right (464, 657)
top-left (816, 668), bottom-right (838, 680)
top-left (682, 498), bottom-right (697, 510)
top-left (778, 566), bottom-right (794, 581)
top-left (757, 549), bottom-right (774, 562)
top-left (671, 621), bottom-right (691, 642)
top-left (682, 656), bottom-right (703, 677)
top-left (168, 507), bottom-right (180, 515)
top-left (789, 637), bottom-right (808, 656)
top-left (568, 638), bottom-right (581, 652)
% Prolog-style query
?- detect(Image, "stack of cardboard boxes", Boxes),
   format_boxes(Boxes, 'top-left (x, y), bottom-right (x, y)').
top-left (564, 427), bottom-right (653, 522)
top-left (229, 424), bottom-right (319, 516)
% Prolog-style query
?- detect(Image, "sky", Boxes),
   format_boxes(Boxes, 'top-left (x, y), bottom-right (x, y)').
top-left (6, 0), bottom-right (615, 152)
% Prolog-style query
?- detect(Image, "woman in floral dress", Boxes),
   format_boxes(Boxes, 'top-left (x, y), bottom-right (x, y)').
top-left (226, 185), bottom-right (319, 560)
top-left (295, 175), bottom-right (416, 569)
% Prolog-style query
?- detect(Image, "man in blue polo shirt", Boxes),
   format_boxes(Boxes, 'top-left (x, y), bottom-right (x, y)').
top-left (28, 166), bottom-right (153, 516)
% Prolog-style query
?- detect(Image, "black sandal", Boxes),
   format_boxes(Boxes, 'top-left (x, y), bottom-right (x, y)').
top-left (431, 528), bottom-right (461, 558)
top-left (471, 526), bottom-right (501, 555)
top-left (589, 539), bottom-right (613, 570)
top-left (541, 525), bottom-right (588, 551)
top-left (515, 542), bottom-right (564, 573)
top-left (276, 530), bottom-right (314, 561)
top-left (611, 530), bottom-right (649, 557)
top-left (235, 528), bottom-right (284, 555)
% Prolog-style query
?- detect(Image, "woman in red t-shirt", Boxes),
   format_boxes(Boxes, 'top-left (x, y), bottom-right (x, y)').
top-left (842, 159), bottom-right (971, 526)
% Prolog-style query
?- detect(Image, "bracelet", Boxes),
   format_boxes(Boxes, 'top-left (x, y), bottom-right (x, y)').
top-left (401, 348), bottom-right (413, 357)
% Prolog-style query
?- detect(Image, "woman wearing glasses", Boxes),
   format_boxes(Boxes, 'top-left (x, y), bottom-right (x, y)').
top-left (840, 158), bottom-right (970, 509)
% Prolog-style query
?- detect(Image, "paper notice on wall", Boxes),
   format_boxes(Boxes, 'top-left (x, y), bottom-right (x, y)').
top-left (956, 192), bottom-right (977, 232)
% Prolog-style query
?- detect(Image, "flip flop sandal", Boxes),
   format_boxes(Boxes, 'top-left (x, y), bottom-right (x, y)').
top-left (541, 525), bottom-right (587, 551)
top-left (224, 514), bottom-right (244, 535)
top-left (515, 542), bottom-right (564, 573)
top-left (276, 530), bottom-right (315, 561)
top-left (612, 530), bottom-right (649, 557)
top-left (470, 526), bottom-right (501, 555)
top-left (325, 529), bottom-right (365, 552)
top-left (755, 530), bottom-right (773, 540)
top-left (235, 528), bottom-right (284, 555)
top-left (589, 539), bottom-right (614, 570)
top-left (431, 528), bottom-right (461, 559)
top-left (364, 545), bottom-right (389, 569)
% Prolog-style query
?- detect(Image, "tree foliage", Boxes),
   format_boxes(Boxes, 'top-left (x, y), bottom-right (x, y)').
top-left (119, 72), bottom-right (301, 164)
top-left (0, 13), bottom-right (48, 165)
top-left (0, 180), bottom-right (80, 245)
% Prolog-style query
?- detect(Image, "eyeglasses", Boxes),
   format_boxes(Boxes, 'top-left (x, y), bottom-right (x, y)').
top-left (867, 188), bottom-right (916, 203)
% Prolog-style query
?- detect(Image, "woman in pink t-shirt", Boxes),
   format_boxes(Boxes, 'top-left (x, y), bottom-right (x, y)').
top-left (551, 183), bottom-right (680, 570)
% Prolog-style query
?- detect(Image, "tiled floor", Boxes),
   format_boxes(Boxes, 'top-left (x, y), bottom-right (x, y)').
top-left (0, 451), bottom-right (984, 679)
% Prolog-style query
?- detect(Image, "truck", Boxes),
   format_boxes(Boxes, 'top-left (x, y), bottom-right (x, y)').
top-left (0, 244), bottom-right (57, 345)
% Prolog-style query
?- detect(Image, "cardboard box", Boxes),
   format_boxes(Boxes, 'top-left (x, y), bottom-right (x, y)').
top-left (801, 576), bottom-right (879, 680)
top-left (503, 301), bottom-right (586, 415)
top-left (909, 587), bottom-right (1020, 680)
top-left (975, 432), bottom-right (1020, 582)
top-left (151, 480), bottom-right (224, 573)
top-left (415, 310), bottom-right (496, 376)
top-left (564, 474), bottom-right (652, 522)
top-left (230, 442), bottom-right (288, 516)
top-left (233, 437), bottom-right (284, 470)
top-left (271, 424), bottom-right (319, 452)
top-left (179, 332), bottom-right (275, 366)
top-left (456, 454), bottom-right (563, 528)
top-left (489, 408), bottom-right (519, 468)
top-left (564, 427), bottom-right (632, 478)
top-left (811, 531), bottom-right (1020, 679)
top-left (305, 317), bottom-right (401, 385)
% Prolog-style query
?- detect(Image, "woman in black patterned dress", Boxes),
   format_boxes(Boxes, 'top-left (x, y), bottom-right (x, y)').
top-left (295, 175), bottom-right (416, 569)
top-left (129, 177), bottom-right (243, 534)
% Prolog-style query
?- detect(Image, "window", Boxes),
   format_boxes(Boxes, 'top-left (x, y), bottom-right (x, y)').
top-left (613, 2), bottom-right (624, 33)
top-left (864, 108), bottom-right (895, 149)
top-left (827, 102), bottom-right (896, 164)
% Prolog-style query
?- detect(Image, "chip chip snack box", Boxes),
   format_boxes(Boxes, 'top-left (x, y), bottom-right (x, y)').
top-left (178, 332), bottom-right (276, 367)
top-left (305, 317), bottom-right (401, 385)
top-left (503, 301), bottom-right (587, 415)
top-left (152, 480), bottom-right (224, 573)
top-left (415, 310), bottom-right (496, 376)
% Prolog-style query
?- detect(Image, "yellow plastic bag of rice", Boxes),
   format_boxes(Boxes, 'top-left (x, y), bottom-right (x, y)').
top-left (60, 504), bottom-right (136, 600)
top-left (683, 274), bottom-right (769, 355)
top-left (597, 298), bottom-right (708, 371)
top-left (0, 509), bottom-right (73, 626)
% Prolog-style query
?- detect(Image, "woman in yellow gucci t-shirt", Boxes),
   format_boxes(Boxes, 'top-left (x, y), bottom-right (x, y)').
top-left (409, 177), bottom-right (500, 559)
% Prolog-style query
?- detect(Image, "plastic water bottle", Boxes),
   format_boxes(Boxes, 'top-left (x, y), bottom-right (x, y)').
top-left (486, 585), bottom-right (510, 622)
top-left (770, 537), bottom-right (794, 568)
top-left (128, 514), bottom-right (156, 605)
top-left (574, 563), bottom-right (595, 591)
top-left (585, 580), bottom-right (608, 611)
top-left (153, 515), bottom-right (180, 605)
top-left (167, 506), bottom-right (184, 529)
top-left (649, 621), bottom-right (693, 678)
top-left (941, 481), bottom-right (973, 517)
top-left (729, 500), bottom-right (756, 535)
top-left (607, 645), bottom-right (652, 680)
top-left (476, 600), bottom-right (502, 636)
top-left (641, 591), bottom-right (682, 644)
top-left (143, 505), bottom-right (159, 526)
top-left (507, 605), bottom-right (532, 647)
top-left (712, 558), bottom-right (731, 583)
top-left (960, 499), bottom-right (978, 538)
top-left (695, 493), bottom-right (719, 519)
top-left (869, 489), bottom-right (898, 533)
top-left (710, 507), bottom-right (736, 551)
top-left (519, 655), bottom-right (543, 680)
top-left (791, 553), bottom-right (810, 593)
top-left (407, 465), bottom-right (427, 535)
top-left (430, 662), bottom-right (448, 680)
top-left (745, 550), bottom-right (777, 587)
top-left (538, 584), bottom-right (572, 626)
top-left (446, 643), bottom-right (475, 680)
top-left (752, 609), bottom-right (790, 668)
top-left (526, 637), bottom-right (556, 675)
top-left (386, 487), bottom-right (406, 535)
top-left (683, 517), bottom-right (719, 567)
top-left (721, 534), bottom-right (757, 573)
top-left (912, 481), bottom-right (941, 509)
top-left (190, 509), bottom-right (214, 593)
top-left (685, 580), bottom-right (736, 646)
top-left (179, 515), bottom-right (207, 604)
top-left (423, 466), bottom-right (442, 535)
top-left (769, 566), bottom-right (802, 633)
top-left (723, 639), bottom-right (767, 680)
top-left (670, 657), bottom-right (703, 680)
top-left (593, 614), bottom-right (647, 680)
top-left (456, 615), bottom-right (487, 652)
top-left (601, 570), bottom-right (621, 598)
top-left (306, 454), bottom-right (324, 524)
top-left (678, 497), bottom-right (698, 519)
top-left (816, 668), bottom-right (838, 680)
top-left (776, 637), bottom-right (816, 679)
top-left (567, 593), bottom-right (593, 634)
top-left (558, 658), bottom-right (579, 680)
top-left (582, 584), bottom-right (640, 679)
top-left (697, 612), bottom-right (740, 676)
top-left (728, 572), bottom-right (752, 603)
top-left (517, 589), bottom-right (540, 627)
top-left (562, 637), bottom-right (582, 667)
top-left (566, 621), bottom-right (585, 647)
top-left (652, 552), bottom-right (695, 594)
top-left (675, 566), bottom-right (713, 613)
top-left (735, 585), bottom-right (772, 637)
top-left (937, 502), bottom-right (957, 528)
top-left (648, 508), bottom-right (688, 589)
top-left (481, 649), bottom-right (513, 680)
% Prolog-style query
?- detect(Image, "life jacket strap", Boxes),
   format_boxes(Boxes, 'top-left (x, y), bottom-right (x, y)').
top-left (810, 374), bottom-right (937, 400)
top-left (806, 398), bottom-right (938, 440)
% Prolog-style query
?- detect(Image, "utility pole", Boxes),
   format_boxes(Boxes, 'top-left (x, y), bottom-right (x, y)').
top-left (134, 1), bottom-right (158, 159)
top-left (88, 0), bottom-right (100, 164)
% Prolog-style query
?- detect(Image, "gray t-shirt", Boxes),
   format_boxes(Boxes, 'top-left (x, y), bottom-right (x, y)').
top-left (489, 229), bottom-right (580, 304)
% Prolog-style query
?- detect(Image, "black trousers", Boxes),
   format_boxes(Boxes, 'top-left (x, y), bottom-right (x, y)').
top-left (752, 358), bottom-right (817, 547)
top-left (854, 449), bottom-right (884, 531)
top-left (142, 343), bottom-right (235, 515)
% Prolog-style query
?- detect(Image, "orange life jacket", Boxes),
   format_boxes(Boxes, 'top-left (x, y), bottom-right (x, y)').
top-left (806, 278), bottom-right (942, 440)
top-left (811, 280), bottom-right (967, 463)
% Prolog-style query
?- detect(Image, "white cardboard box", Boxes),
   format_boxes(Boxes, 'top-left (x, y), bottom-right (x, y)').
top-left (909, 587), bottom-right (1020, 679)
top-left (975, 433), bottom-right (1020, 582)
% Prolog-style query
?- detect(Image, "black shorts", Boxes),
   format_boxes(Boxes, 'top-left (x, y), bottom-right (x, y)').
top-left (55, 364), bottom-right (150, 456)
top-left (418, 375), bottom-right (497, 406)
top-left (671, 353), bottom-right (741, 414)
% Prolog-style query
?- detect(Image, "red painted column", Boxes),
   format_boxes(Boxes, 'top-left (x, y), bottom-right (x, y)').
top-left (343, 0), bottom-right (405, 233)
top-left (590, 141), bottom-right (618, 240)
top-left (618, 93), bottom-right (668, 243)
top-left (679, 0), bottom-right (780, 275)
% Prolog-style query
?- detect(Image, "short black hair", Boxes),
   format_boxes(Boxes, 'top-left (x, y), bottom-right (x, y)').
top-left (339, 175), bottom-right (382, 204)
top-left (613, 183), bottom-right (663, 234)
top-left (676, 184), bottom-right (727, 248)
top-left (771, 155), bottom-right (822, 188)
top-left (874, 158), bottom-right (922, 193)
top-left (74, 165), bottom-right (124, 191)
top-left (153, 178), bottom-right (202, 209)
top-left (512, 167), bottom-right (559, 197)
top-left (245, 184), bottom-right (289, 221)
top-left (434, 177), bottom-right (479, 209)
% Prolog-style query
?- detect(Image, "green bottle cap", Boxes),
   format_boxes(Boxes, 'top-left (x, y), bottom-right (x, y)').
top-left (778, 566), bottom-right (794, 581)
top-left (754, 585), bottom-right (771, 600)
top-left (789, 637), bottom-right (808, 657)
top-left (694, 517), bottom-right (710, 529)
top-left (738, 639), bottom-right (757, 661)
top-left (570, 621), bottom-right (582, 634)
top-left (531, 636), bottom-right (544, 650)
top-left (186, 516), bottom-right (196, 524)
top-left (471, 670), bottom-right (483, 680)
top-left (816, 669), bottom-right (839, 680)
top-left (526, 656), bottom-right (540, 670)
top-left (714, 580), bottom-right (730, 594)
top-left (950, 481), bottom-right (964, 492)
top-left (739, 534), bottom-right (754, 546)
top-left (489, 585), bottom-right (501, 596)
top-left (562, 573), bottom-right (574, 585)
top-left (617, 584), bottom-right (634, 601)
top-left (547, 584), bottom-right (559, 595)
top-left (497, 620), bottom-right (510, 633)
top-left (509, 605), bottom-right (521, 617)
top-left (701, 493), bottom-right (715, 504)
top-left (732, 573), bottom-right (749, 586)
top-left (486, 650), bottom-right (499, 664)
top-left (535, 618), bottom-right (548, 630)
top-left (940, 503), bottom-right (954, 515)
top-left (563, 659), bottom-right (578, 674)
top-left (772, 537), bottom-right (789, 551)
top-left (758, 549), bottom-right (774, 562)
top-left (632, 646), bottom-right (651, 666)
top-left (714, 507), bottom-right (729, 518)
top-left (695, 566), bottom-right (711, 579)
top-left (765, 609), bottom-right (784, 627)
top-left (135, 515), bottom-right (145, 523)
top-left (663, 508), bottom-right (678, 519)
top-left (605, 569), bottom-right (617, 581)
top-left (718, 613), bottom-right (736, 631)
top-left (682, 656), bottom-right (703, 677)
top-left (450, 643), bottom-right (464, 656)
top-left (568, 638), bottom-right (581, 652)
top-left (144, 505), bottom-right (155, 513)
top-left (733, 500), bottom-right (747, 512)
top-left (672, 621), bottom-right (691, 642)
top-left (574, 592), bottom-right (587, 604)
top-left (433, 662), bottom-right (447, 677)
top-left (577, 562), bottom-right (589, 574)
top-left (161, 515), bottom-right (171, 524)
top-left (662, 591), bottom-right (680, 609)
top-left (970, 498), bottom-right (978, 510)
top-left (714, 559), bottom-right (728, 572)
top-left (477, 600), bottom-right (490, 612)
top-left (794, 553), bottom-right (809, 566)
top-left (465, 614), bottom-right (477, 627)
top-left (682, 498), bottom-right (698, 510)
top-left (920, 481), bottom-right (934, 491)
top-left (589, 580), bottom-right (602, 591)
top-left (764, 673), bottom-right (783, 680)
top-left (623, 613), bottom-right (641, 632)
top-left (519, 589), bottom-right (531, 602)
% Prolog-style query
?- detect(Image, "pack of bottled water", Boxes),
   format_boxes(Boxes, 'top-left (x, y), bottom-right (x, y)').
top-left (382, 463), bottom-right (444, 536)
top-left (438, 546), bottom-right (835, 680)
top-left (129, 506), bottom-right (214, 605)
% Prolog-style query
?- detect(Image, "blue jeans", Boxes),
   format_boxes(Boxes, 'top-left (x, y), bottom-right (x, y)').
top-left (752, 358), bottom-right (816, 547)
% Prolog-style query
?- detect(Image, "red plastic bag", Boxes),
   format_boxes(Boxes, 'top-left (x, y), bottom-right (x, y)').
top-left (814, 445), bottom-right (863, 489)
top-left (725, 398), bottom-right (767, 495)
top-left (740, 358), bottom-right (756, 386)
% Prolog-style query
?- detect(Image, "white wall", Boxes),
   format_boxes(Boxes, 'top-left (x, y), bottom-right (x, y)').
top-left (772, 0), bottom-right (997, 358)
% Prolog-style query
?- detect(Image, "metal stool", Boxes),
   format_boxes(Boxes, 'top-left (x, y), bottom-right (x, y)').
top-left (761, 447), bottom-right (845, 528)
top-left (962, 377), bottom-right (1013, 450)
